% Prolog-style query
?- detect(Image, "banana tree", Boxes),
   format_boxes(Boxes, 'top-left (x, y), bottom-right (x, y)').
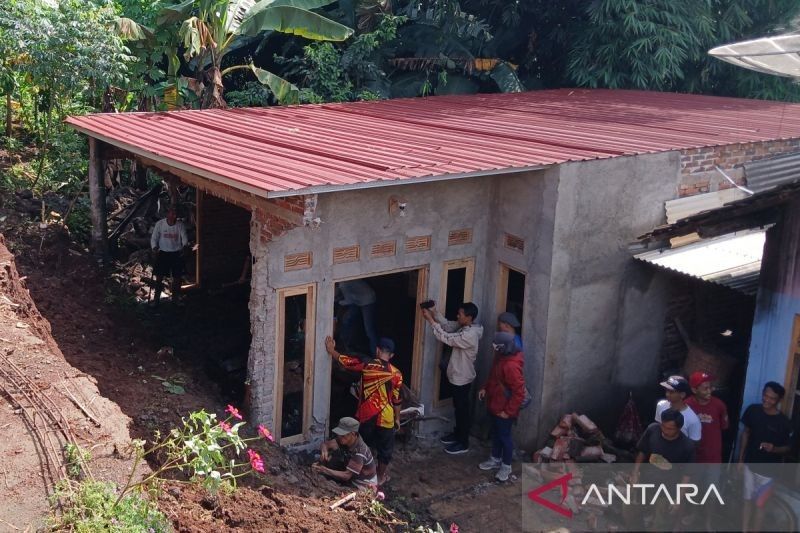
top-left (158, 0), bottom-right (354, 107)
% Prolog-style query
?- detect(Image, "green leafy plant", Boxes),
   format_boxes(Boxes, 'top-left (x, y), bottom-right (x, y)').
top-left (64, 443), bottom-right (92, 480)
top-left (49, 479), bottom-right (171, 532)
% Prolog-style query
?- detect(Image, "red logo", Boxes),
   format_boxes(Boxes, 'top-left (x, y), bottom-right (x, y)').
top-left (527, 472), bottom-right (573, 518)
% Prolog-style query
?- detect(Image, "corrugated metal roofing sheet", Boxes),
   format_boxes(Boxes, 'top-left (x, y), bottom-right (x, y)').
top-left (745, 151), bottom-right (800, 193)
top-left (665, 189), bottom-right (749, 224)
top-left (66, 89), bottom-right (800, 198)
top-left (635, 229), bottom-right (766, 295)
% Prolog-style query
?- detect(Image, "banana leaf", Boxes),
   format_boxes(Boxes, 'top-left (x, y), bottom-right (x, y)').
top-left (251, 64), bottom-right (299, 104)
top-left (490, 61), bottom-right (525, 93)
top-left (238, 5), bottom-right (353, 41)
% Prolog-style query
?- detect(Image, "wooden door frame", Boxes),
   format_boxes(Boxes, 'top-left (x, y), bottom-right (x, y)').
top-left (433, 257), bottom-right (475, 408)
top-left (782, 314), bottom-right (800, 416)
top-left (496, 262), bottom-right (526, 318)
top-left (275, 283), bottom-right (316, 445)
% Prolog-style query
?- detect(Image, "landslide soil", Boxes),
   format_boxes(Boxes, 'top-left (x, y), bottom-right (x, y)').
top-left (0, 206), bottom-right (386, 532)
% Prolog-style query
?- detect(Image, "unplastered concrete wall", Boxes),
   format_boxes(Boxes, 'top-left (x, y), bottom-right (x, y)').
top-left (539, 152), bottom-right (678, 441)
top-left (247, 176), bottom-right (513, 438)
top-left (476, 168), bottom-right (559, 450)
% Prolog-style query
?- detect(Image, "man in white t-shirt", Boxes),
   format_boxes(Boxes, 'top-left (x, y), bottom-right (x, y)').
top-left (150, 207), bottom-right (189, 305)
top-left (654, 375), bottom-right (701, 442)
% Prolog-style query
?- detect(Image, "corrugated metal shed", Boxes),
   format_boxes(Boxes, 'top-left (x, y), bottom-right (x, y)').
top-left (66, 89), bottom-right (800, 198)
top-left (745, 151), bottom-right (800, 193)
top-left (635, 229), bottom-right (766, 295)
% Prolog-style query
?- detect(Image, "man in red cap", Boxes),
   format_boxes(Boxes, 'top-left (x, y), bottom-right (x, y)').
top-left (685, 372), bottom-right (729, 463)
top-left (685, 372), bottom-right (729, 529)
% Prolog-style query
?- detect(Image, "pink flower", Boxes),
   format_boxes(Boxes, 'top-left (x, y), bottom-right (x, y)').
top-left (258, 425), bottom-right (274, 442)
top-left (218, 421), bottom-right (232, 433)
top-left (226, 404), bottom-right (243, 420)
top-left (247, 449), bottom-right (265, 473)
top-left (449, 524), bottom-right (459, 533)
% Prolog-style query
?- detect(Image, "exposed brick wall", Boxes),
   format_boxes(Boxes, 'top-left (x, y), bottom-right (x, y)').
top-left (678, 139), bottom-right (800, 197)
top-left (253, 198), bottom-right (302, 244)
top-left (245, 197), bottom-right (302, 427)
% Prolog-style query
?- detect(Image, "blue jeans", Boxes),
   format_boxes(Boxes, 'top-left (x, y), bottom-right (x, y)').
top-left (491, 415), bottom-right (514, 465)
top-left (340, 303), bottom-right (378, 355)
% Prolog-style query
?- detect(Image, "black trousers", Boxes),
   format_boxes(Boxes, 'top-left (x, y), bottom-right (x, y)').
top-left (451, 382), bottom-right (472, 447)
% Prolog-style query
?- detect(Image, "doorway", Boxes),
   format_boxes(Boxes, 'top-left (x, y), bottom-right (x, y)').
top-left (329, 269), bottom-right (426, 428)
top-left (497, 264), bottom-right (526, 344)
top-left (435, 258), bottom-right (475, 405)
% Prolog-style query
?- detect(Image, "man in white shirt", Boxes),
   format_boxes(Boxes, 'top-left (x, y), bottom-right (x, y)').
top-left (150, 207), bottom-right (189, 305)
top-left (422, 302), bottom-right (483, 455)
top-left (654, 375), bottom-right (702, 442)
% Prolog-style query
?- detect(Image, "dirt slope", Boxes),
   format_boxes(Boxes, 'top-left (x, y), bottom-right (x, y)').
top-left (0, 234), bottom-right (138, 530)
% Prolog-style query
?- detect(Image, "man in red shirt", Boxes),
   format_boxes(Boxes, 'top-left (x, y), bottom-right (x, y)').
top-left (686, 372), bottom-right (729, 463)
top-left (686, 371), bottom-right (729, 529)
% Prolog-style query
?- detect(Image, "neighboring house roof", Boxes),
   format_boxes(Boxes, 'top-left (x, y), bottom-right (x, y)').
top-left (66, 89), bottom-right (800, 198)
top-left (709, 34), bottom-right (800, 78)
top-left (635, 229), bottom-right (766, 295)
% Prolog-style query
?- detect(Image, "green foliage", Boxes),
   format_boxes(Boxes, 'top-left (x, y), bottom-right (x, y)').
top-left (49, 480), bottom-right (171, 533)
top-left (565, 0), bottom-right (800, 99)
top-left (225, 81), bottom-right (273, 107)
top-left (66, 199), bottom-right (93, 244)
top-left (64, 443), bottom-right (92, 479)
top-left (280, 14), bottom-right (405, 102)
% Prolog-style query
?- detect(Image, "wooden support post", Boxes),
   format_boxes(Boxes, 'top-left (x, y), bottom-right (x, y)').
top-left (88, 138), bottom-right (109, 260)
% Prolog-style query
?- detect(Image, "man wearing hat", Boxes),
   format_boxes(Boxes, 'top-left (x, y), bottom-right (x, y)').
top-left (654, 375), bottom-right (701, 442)
top-left (497, 312), bottom-right (523, 350)
top-left (325, 335), bottom-right (403, 486)
top-left (313, 417), bottom-right (378, 488)
top-left (685, 372), bottom-right (729, 463)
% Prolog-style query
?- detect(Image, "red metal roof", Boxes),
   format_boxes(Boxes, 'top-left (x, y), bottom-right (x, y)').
top-left (66, 89), bottom-right (800, 198)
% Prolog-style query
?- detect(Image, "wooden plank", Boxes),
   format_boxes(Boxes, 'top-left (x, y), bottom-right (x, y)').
top-left (87, 138), bottom-right (109, 259)
top-left (411, 266), bottom-right (429, 395)
top-left (134, 155), bottom-right (302, 226)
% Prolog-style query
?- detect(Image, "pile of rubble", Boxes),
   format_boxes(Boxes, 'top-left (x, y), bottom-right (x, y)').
top-left (533, 413), bottom-right (619, 464)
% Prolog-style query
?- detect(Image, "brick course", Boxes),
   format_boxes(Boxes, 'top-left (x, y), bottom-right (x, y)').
top-left (678, 139), bottom-right (800, 197)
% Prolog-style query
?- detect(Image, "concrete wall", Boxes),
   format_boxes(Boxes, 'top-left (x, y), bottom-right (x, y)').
top-left (743, 197), bottom-right (800, 411)
top-left (247, 175), bottom-right (554, 439)
top-left (539, 153), bottom-right (678, 442)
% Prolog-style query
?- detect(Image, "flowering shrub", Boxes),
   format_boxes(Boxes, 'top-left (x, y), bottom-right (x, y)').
top-left (116, 406), bottom-right (273, 502)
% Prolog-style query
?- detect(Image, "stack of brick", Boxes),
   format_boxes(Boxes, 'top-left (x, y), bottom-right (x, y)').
top-left (532, 413), bottom-right (616, 464)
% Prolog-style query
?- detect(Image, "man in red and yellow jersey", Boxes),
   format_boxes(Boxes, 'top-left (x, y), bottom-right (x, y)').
top-left (325, 335), bottom-right (402, 486)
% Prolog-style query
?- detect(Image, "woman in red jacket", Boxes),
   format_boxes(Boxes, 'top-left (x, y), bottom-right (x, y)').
top-left (478, 331), bottom-right (527, 482)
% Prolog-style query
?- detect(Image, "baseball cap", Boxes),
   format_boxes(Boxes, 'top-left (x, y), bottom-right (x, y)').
top-left (689, 371), bottom-right (713, 389)
top-left (660, 375), bottom-right (692, 395)
top-left (332, 416), bottom-right (360, 436)
top-left (498, 312), bottom-right (521, 328)
top-left (377, 337), bottom-right (395, 353)
top-left (492, 331), bottom-right (516, 355)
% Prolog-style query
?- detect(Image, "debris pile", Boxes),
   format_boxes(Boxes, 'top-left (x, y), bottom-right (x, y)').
top-left (533, 413), bottom-right (619, 464)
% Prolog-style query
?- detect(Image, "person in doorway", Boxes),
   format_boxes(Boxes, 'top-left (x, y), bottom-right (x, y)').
top-left (150, 207), bottom-right (189, 305)
top-left (739, 381), bottom-right (792, 533)
top-left (654, 375), bottom-right (702, 443)
top-left (336, 279), bottom-right (379, 355)
top-left (497, 311), bottom-right (523, 350)
top-left (632, 409), bottom-right (696, 531)
top-left (325, 335), bottom-right (402, 486)
top-left (422, 302), bottom-right (483, 455)
top-left (477, 331), bottom-right (526, 482)
top-left (312, 417), bottom-right (378, 489)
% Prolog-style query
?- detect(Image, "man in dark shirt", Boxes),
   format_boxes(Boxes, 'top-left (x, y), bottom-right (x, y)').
top-left (632, 409), bottom-right (695, 531)
top-left (738, 381), bottom-right (792, 532)
top-left (312, 417), bottom-right (378, 489)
